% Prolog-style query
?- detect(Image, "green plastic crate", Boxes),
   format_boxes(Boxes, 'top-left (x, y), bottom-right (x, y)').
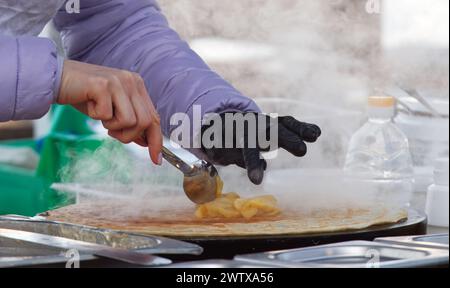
top-left (0, 106), bottom-right (104, 216)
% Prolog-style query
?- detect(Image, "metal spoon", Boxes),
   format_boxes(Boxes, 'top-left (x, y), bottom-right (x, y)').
top-left (161, 138), bottom-right (219, 204)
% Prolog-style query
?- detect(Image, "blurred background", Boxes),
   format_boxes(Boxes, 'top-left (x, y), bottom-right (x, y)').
top-left (160, 0), bottom-right (448, 103)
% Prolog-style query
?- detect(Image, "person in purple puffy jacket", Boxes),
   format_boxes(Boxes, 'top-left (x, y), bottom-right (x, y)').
top-left (0, 0), bottom-right (320, 185)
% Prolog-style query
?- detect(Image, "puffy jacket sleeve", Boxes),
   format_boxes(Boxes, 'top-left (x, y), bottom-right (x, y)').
top-left (53, 0), bottom-right (260, 137)
top-left (0, 35), bottom-right (62, 122)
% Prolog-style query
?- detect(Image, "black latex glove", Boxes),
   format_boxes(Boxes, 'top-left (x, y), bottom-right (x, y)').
top-left (201, 113), bottom-right (321, 185)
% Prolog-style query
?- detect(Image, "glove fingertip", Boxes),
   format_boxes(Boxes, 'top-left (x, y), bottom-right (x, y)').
top-left (248, 168), bottom-right (264, 185)
top-left (304, 128), bottom-right (321, 143)
top-left (291, 141), bottom-right (307, 157)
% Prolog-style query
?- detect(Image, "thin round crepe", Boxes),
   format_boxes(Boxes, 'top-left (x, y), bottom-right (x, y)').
top-left (44, 200), bottom-right (408, 238)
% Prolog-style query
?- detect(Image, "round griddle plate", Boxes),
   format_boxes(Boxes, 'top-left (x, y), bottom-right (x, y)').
top-left (170, 209), bottom-right (427, 260)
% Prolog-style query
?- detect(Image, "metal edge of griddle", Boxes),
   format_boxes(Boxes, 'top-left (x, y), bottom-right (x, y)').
top-left (234, 240), bottom-right (449, 268)
top-left (0, 216), bottom-right (203, 256)
top-left (167, 209), bottom-right (427, 260)
top-left (375, 234), bottom-right (449, 250)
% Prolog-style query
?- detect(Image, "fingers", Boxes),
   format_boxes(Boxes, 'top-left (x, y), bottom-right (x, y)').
top-left (105, 73), bottom-right (162, 165)
top-left (101, 75), bottom-right (137, 132)
top-left (242, 147), bottom-right (267, 185)
top-left (85, 80), bottom-right (114, 121)
top-left (59, 61), bottom-right (162, 164)
top-left (278, 124), bottom-right (308, 157)
top-left (234, 156), bottom-right (247, 170)
top-left (114, 85), bottom-right (150, 143)
top-left (145, 125), bottom-right (163, 165)
top-left (133, 136), bottom-right (148, 147)
top-left (136, 75), bottom-right (162, 165)
top-left (204, 147), bottom-right (245, 168)
top-left (279, 116), bottom-right (321, 143)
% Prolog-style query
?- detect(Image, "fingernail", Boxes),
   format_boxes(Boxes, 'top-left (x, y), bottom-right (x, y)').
top-left (157, 153), bottom-right (163, 166)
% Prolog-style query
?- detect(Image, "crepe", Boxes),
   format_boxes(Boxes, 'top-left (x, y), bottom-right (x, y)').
top-left (44, 200), bottom-right (408, 238)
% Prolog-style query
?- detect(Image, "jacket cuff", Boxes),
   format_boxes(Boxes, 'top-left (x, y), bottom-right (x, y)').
top-left (53, 55), bottom-right (65, 102)
top-left (0, 36), bottom-right (18, 121)
top-left (13, 37), bottom-right (59, 120)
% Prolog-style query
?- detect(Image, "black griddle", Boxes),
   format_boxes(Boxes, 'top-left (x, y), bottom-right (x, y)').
top-left (169, 209), bottom-right (427, 260)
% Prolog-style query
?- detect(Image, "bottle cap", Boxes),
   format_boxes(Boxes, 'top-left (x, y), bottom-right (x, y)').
top-left (368, 96), bottom-right (396, 108)
top-left (368, 96), bottom-right (396, 119)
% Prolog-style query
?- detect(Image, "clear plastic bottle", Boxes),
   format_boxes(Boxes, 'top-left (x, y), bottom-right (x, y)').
top-left (344, 96), bottom-right (414, 210)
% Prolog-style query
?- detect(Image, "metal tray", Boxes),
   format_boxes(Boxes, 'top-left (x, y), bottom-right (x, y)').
top-left (0, 215), bottom-right (202, 268)
top-left (235, 241), bottom-right (449, 268)
top-left (166, 259), bottom-right (287, 268)
top-left (375, 234), bottom-right (449, 250)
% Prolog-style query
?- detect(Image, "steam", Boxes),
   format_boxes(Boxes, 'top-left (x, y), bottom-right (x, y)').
top-left (57, 140), bottom-right (380, 218)
top-left (58, 140), bottom-right (192, 218)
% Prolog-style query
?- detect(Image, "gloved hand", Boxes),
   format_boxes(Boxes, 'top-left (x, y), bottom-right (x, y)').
top-left (57, 60), bottom-right (163, 165)
top-left (201, 113), bottom-right (321, 185)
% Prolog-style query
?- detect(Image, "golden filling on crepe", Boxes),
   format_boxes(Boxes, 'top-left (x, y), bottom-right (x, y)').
top-left (195, 176), bottom-right (281, 219)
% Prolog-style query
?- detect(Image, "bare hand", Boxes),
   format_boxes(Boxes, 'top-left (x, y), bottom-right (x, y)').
top-left (57, 60), bottom-right (162, 165)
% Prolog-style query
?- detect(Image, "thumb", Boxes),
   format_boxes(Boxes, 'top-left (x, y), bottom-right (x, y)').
top-left (242, 147), bottom-right (267, 185)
